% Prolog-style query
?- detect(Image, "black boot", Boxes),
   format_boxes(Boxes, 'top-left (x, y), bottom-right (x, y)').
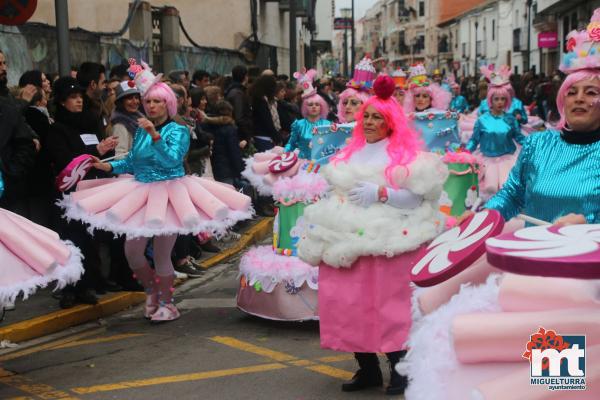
top-left (385, 350), bottom-right (408, 396)
top-left (341, 352), bottom-right (383, 392)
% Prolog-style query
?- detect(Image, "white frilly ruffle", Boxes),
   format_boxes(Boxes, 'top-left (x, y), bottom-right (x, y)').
top-left (239, 246), bottom-right (319, 293)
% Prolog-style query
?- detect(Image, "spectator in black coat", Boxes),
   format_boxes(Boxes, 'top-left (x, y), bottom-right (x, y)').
top-left (225, 65), bottom-right (253, 142)
top-left (202, 100), bottom-right (244, 185)
top-left (249, 74), bottom-right (282, 151)
top-left (276, 81), bottom-right (301, 144)
top-left (46, 77), bottom-right (118, 308)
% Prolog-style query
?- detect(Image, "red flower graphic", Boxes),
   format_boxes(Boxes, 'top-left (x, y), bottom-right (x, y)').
top-left (588, 22), bottom-right (600, 42)
top-left (567, 37), bottom-right (577, 52)
top-left (522, 327), bottom-right (570, 370)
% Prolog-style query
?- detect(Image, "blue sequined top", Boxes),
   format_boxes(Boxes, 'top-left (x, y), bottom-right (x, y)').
top-left (486, 130), bottom-right (600, 223)
top-left (0, 171), bottom-right (4, 198)
top-left (478, 98), bottom-right (528, 124)
top-left (450, 95), bottom-right (469, 114)
top-left (110, 120), bottom-right (190, 183)
top-left (467, 112), bottom-right (525, 157)
top-left (285, 118), bottom-right (330, 159)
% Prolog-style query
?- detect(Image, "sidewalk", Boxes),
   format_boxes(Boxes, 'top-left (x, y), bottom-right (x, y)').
top-left (0, 217), bottom-right (273, 344)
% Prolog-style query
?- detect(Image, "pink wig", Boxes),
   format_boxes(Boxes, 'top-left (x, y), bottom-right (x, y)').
top-left (403, 83), bottom-right (452, 113)
top-left (486, 85), bottom-right (513, 111)
top-left (337, 88), bottom-right (371, 123)
top-left (143, 82), bottom-right (178, 118)
top-left (556, 69), bottom-right (600, 129)
top-left (332, 77), bottom-right (422, 188)
top-left (301, 93), bottom-right (329, 119)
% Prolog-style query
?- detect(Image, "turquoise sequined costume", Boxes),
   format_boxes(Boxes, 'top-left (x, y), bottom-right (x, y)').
top-left (478, 98), bottom-right (528, 125)
top-left (450, 95), bottom-right (469, 114)
top-left (285, 118), bottom-right (330, 159)
top-left (110, 120), bottom-right (189, 183)
top-left (467, 113), bottom-right (525, 157)
top-left (486, 130), bottom-right (600, 223)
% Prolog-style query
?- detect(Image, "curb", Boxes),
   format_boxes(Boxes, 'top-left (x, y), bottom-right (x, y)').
top-left (0, 218), bottom-right (273, 343)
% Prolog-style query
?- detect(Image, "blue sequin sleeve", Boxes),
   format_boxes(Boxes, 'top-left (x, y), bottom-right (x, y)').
top-left (508, 115), bottom-right (526, 145)
top-left (110, 143), bottom-right (134, 175)
top-left (0, 171), bottom-right (4, 198)
top-left (466, 119), bottom-right (482, 152)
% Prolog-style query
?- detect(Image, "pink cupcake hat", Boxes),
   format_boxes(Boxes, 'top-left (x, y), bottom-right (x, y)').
top-left (560, 8), bottom-right (600, 73)
top-left (479, 64), bottom-right (511, 87)
top-left (127, 58), bottom-right (163, 96)
top-left (347, 56), bottom-right (377, 91)
top-left (293, 67), bottom-right (318, 99)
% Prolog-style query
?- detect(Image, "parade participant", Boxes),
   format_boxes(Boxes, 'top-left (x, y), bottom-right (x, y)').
top-left (0, 171), bottom-right (83, 312)
top-left (404, 64), bottom-right (458, 151)
top-left (448, 75), bottom-right (469, 114)
top-left (60, 60), bottom-right (252, 322)
top-left (403, 64), bottom-right (452, 113)
top-left (405, 13), bottom-right (600, 397)
top-left (337, 56), bottom-right (376, 123)
top-left (391, 68), bottom-right (407, 107)
top-left (284, 68), bottom-right (330, 159)
top-left (466, 65), bottom-right (526, 197)
top-left (297, 75), bottom-right (448, 395)
top-left (477, 71), bottom-right (528, 125)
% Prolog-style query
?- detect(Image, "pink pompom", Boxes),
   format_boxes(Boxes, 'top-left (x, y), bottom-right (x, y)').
top-left (373, 75), bottom-right (395, 99)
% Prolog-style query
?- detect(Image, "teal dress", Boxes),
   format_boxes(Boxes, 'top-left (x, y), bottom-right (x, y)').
top-left (450, 95), bottom-right (469, 114)
top-left (110, 119), bottom-right (189, 183)
top-left (284, 118), bottom-right (330, 159)
top-left (486, 130), bottom-right (600, 223)
top-left (467, 113), bottom-right (525, 157)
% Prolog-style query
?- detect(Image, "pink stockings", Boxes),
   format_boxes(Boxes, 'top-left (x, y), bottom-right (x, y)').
top-left (125, 235), bottom-right (177, 306)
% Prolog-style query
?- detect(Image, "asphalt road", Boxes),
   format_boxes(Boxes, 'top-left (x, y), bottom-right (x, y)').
top-left (0, 256), bottom-right (403, 400)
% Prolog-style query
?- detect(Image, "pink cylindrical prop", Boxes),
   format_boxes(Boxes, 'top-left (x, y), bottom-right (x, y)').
top-left (0, 213), bottom-right (57, 274)
top-left (253, 153), bottom-right (278, 162)
top-left (144, 183), bottom-right (169, 228)
top-left (76, 177), bottom-right (120, 191)
top-left (106, 184), bottom-right (150, 224)
top-left (452, 309), bottom-right (600, 364)
top-left (263, 162), bottom-right (301, 185)
top-left (475, 344), bottom-right (600, 399)
top-left (182, 178), bottom-right (228, 220)
top-left (3, 209), bottom-right (59, 241)
top-left (251, 160), bottom-right (272, 174)
top-left (499, 274), bottom-right (600, 312)
top-left (197, 177), bottom-right (251, 211)
top-left (167, 180), bottom-right (201, 228)
top-left (76, 179), bottom-right (138, 213)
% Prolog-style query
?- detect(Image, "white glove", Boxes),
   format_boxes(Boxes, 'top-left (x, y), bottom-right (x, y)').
top-left (348, 181), bottom-right (379, 207)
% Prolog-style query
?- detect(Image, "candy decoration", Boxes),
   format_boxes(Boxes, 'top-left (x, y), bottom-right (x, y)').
top-left (486, 224), bottom-right (600, 279)
top-left (55, 154), bottom-right (94, 192)
top-left (268, 152), bottom-right (299, 173)
top-left (411, 209), bottom-right (504, 287)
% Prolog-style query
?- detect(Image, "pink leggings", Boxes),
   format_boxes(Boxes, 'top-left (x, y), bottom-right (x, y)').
top-left (124, 235), bottom-right (177, 277)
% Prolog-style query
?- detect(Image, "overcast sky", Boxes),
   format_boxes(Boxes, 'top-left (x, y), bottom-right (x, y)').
top-left (334, 0), bottom-right (379, 19)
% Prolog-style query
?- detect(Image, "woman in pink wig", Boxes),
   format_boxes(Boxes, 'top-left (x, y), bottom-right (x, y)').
top-left (466, 64), bottom-right (526, 198)
top-left (403, 64), bottom-right (452, 113)
top-left (297, 75), bottom-right (448, 396)
top-left (404, 12), bottom-right (600, 399)
top-left (59, 60), bottom-right (252, 323)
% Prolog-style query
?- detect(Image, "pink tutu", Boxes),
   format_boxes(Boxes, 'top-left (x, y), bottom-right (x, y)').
top-left (59, 175), bottom-right (253, 238)
top-left (479, 151), bottom-right (519, 197)
top-left (0, 208), bottom-right (83, 305)
top-left (237, 246), bottom-right (319, 321)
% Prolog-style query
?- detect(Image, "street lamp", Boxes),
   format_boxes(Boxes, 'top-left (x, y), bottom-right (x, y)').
top-left (474, 20), bottom-right (479, 77)
top-left (341, 7), bottom-right (352, 77)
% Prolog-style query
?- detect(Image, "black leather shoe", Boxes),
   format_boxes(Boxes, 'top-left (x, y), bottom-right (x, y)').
top-left (75, 289), bottom-right (99, 305)
top-left (386, 373), bottom-right (408, 395)
top-left (341, 368), bottom-right (383, 392)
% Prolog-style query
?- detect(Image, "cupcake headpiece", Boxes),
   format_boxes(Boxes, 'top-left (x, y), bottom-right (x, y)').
top-left (479, 64), bottom-right (511, 87)
top-left (347, 56), bottom-right (377, 92)
top-left (560, 8), bottom-right (600, 73)
top-left (408, 64), bottom-right (430, 89)
top-left (293, 67), bottom-right (318, 99)
top-left (128, 58), bottom-right (163, 96)
top-left (391, 68), bottom-right (407, 89)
